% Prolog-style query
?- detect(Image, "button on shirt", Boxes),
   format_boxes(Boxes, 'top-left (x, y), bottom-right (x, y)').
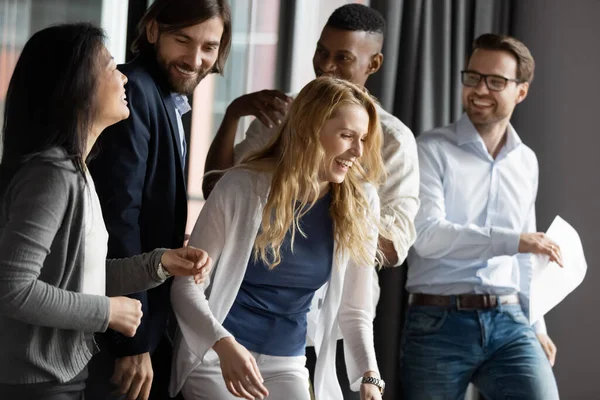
top-left (171, 94), bottom-right (191, 162)
top-left (407, 113), bottom-right (546, 332)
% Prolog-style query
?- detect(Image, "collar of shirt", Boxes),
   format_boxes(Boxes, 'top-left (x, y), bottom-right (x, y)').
top-left (171, 93), bottom-right (192, 116)
top-left (455, 113), bottom-right (523, 158)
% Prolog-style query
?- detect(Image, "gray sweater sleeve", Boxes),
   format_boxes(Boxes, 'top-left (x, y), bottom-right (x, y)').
top-left (0, 162), bottom-right (110, 333)
top-left (105, 249), bottom-right (167, 297)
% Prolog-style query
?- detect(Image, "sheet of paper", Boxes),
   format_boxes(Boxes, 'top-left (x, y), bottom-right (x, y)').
top-left (529, 216), bottom-right (587, 324)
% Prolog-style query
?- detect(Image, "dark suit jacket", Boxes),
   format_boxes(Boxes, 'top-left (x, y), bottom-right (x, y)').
top-left (89, 54), bottom-right (188, 357)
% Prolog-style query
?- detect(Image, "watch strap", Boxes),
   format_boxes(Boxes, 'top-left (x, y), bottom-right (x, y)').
top-left (361, 376), bottom-right (385, 394)
top-left (157, 261), bottom-right (171, 280)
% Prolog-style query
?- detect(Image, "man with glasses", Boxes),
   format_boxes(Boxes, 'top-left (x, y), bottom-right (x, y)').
top-left (401, 33), bottom-right (561, 399)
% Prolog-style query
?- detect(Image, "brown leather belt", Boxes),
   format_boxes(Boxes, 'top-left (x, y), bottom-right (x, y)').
top-left (408, 293), bottom-right (520, 310)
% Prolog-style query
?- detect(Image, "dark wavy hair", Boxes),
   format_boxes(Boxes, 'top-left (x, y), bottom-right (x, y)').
top-left (131, 0), bottom-right (232, 75)
top-left (1, 23), bottom-right (106, 187)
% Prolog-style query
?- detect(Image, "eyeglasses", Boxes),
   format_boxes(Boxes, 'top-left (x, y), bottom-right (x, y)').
top-left (460, 70), bottom-right (521, 92)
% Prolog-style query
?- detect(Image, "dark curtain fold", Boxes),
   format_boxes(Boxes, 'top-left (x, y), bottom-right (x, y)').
top-left (368, 0), bottom-right (513, 135)
top-left (362, 1), bottom-right (514, 399)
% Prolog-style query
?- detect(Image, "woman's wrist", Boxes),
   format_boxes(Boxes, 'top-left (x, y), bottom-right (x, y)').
top-left (212, 336), bottom-right (234, 354)
top-left (362, 370), bottom-right (379, 379)
top-left (361, 371), bottom-right (385, 395)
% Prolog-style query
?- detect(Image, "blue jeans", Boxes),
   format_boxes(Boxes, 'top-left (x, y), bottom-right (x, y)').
top-left (400, 303), bottom-right (559, 400)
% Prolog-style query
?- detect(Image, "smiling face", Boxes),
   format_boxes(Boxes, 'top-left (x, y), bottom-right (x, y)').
top-left (94, 45), bottom-right (129, 129)
top-left (312, 26), bottom-right (382, 87)
top-left (318, 104), bottom-right (370, 187)
top-left (462, 48), bottom-right (529, 129)
top-left (148, 17), bottom-right (224, 95)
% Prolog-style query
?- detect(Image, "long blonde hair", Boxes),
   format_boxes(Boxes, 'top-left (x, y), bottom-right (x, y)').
top-left (239, 76), bottom-right (385, 269)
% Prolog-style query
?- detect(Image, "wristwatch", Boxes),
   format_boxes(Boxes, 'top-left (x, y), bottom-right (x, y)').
top-left (361, 376), bottom-right (385, 395)
top-left (156, 261), bottom-right (172, 280)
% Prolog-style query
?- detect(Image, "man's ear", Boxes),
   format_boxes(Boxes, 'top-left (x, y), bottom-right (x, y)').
top-left (367, 53), bottom-right (383, 76)
top-left (516, 81), bottom-right (529, 104)
top-left (146, 20), bottom-right (159, 45)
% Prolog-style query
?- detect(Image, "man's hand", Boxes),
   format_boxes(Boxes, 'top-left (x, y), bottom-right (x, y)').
top-left (518, 233), bottom-right (563, 267)
top-left (110, 353), bottom-right (153, 400)
top-left (161, 246), bottom-right (212, 284)
top-left (227, 90), bottom-right (292, 128)
top-left (213, 337), bottom-right (269, 400)
top-left (377, 236), bottom-right (398, 267)
top-left (360, 371), bottom-right (383, 400)
top-left (537, 333), bottom-right (557, 366)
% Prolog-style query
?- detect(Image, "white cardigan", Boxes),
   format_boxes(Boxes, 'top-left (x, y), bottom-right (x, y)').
top-left (169, 168), bottom-right (380, 400)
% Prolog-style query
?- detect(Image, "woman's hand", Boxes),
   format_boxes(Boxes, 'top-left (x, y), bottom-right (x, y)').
top-left (360, 371), bottom-right (383, 400)
top-left (160, 246), bottom-right (212, 284)
top-left (360, 383), bottom-right (382, 400)
top-left (213, 337), bottom-right (269, 400)
top-left (107, 297), bottom-right (142, 337)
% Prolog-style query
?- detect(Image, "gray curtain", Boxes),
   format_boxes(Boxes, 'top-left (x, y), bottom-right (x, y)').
top-left (363, 1), bottom-right (513, 399)
top-left (368, 0), bottom-right (512, 135)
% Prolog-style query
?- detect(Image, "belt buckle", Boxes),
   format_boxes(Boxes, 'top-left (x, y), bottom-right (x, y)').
top-left (455, 295), bottom-right (465, 310)
top-left (482, 295), bottom-right (490, 308)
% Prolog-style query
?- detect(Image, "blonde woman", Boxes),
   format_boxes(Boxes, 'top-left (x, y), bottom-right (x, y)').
top-left (169, 77), bottom-right (385, 400)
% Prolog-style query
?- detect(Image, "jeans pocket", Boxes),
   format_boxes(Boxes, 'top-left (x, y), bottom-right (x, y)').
top-left (504, 305), bottom-right (529, 325)
top-left (404, 306), bottom-right (448, 336)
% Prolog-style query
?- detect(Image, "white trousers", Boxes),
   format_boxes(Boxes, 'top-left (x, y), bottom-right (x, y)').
top-left (181, 352), bottom-right (311, 400)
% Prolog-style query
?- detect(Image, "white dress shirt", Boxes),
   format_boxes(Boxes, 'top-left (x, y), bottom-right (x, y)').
top-left (407, 113), bottom-right (546, 333)
top-left (171, 93), bottom-right (191, 161)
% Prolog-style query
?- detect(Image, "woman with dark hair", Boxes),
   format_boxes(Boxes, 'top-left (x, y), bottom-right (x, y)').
top-left (0, 23), bottom-right (211, 400)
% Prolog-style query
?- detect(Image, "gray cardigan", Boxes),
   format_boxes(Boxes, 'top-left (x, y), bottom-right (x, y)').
top-left (0, 148), bottom-right (168, 384)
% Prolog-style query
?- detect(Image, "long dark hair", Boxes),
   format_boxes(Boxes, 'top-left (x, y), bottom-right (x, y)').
top-left (1, 23), bottom-right (106, 187)
top-left (131, 0), bottom-right (232, 75)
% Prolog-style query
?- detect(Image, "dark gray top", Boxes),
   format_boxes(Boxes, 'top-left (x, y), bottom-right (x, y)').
top-left (0, 148), bottom-right (167, 384)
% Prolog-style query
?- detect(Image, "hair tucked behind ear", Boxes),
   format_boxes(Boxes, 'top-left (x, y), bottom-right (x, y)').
top-left (238, 76), bottom-right (385, 269)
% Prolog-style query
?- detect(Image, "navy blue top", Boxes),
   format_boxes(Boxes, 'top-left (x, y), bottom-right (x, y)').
top-left (222, 192), bottom-right (334, 356)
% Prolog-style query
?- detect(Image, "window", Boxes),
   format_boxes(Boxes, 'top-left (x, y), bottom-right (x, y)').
top-left (185, 0), bottom-right (281, 231)
top-left (0, 0), bottom-right (128, 155)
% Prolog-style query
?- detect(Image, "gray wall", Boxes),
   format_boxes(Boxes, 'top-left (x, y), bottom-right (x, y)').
top-left (511, 0), bottom-right (600, 398)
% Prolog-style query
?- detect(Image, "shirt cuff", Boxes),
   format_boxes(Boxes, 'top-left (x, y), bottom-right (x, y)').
top-left (532, 317), bottom-right (547, 334)
top-left (214, 328), bottom-right (233, 346)
top-left (380, 214), bottom-right (408, 267)
top-left (491, 227), bottom-right (521, 257)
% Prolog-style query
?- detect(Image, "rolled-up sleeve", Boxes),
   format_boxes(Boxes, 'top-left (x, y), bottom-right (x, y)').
top-left (233, 118), bottom-right (277, 165)
top-left (378, 123), bottom-right (420, 266)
